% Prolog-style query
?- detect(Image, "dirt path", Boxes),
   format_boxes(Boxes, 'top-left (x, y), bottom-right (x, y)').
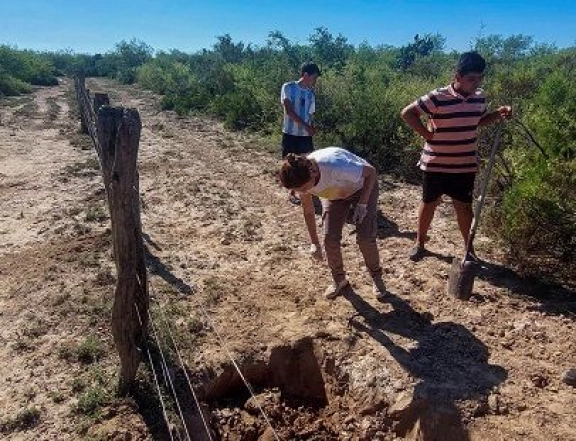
top-left (0, 78), bottom-right (574, 440)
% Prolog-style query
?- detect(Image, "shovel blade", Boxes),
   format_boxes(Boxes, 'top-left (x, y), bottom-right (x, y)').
top-left (447, 257), bottom-right (479, 300)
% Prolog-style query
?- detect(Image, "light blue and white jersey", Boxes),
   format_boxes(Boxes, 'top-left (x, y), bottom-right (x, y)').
top-left (281, 81), bottom-right (316, 136)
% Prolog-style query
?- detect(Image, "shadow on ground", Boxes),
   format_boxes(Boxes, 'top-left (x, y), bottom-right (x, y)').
top-left (343, 287), bottom-right (507, 440)
top-left (476, 260), bottom-right (575, 317)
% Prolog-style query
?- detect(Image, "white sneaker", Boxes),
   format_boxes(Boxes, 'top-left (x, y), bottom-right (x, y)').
top-left (324, 279), bottom-right (350, 300)
top-left (372, 277), bottom-right (387, 301)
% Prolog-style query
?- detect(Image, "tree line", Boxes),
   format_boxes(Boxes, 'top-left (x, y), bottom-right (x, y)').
top-left (1, 29), bottom-right (574, 286)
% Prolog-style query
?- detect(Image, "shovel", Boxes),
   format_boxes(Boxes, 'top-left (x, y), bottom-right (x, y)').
top-left (447, 123), bottom-right (503, 300)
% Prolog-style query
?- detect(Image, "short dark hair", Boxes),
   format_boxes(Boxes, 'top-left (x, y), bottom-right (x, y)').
top-left (456, 51), bottom-right (486, 75)
top-left (301, 61), bottom-right (321, 77)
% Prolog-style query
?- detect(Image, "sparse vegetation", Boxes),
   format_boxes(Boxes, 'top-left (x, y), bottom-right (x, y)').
top-left (72, 386), bottom-right (111, 417)
top-left (0, 407), bottom-right (41, 433)
top-left (85, 206), bottom-right (107, 223)
top-left (59, 336), bottom-right (105, 364)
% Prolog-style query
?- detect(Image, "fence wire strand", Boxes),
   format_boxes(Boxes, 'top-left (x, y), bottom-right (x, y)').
top-left (147, 306), bottom-right (193, 441)
top-left (151, 281), bottom-right (215, 441)
top-left (134, 304), bottom-right (175, 441)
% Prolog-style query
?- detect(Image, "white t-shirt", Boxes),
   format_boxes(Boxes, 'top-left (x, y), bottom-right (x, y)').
top-left (306, 147), bottom-right (368, 200)
top-left (281, 81), bottom-right (316, 136)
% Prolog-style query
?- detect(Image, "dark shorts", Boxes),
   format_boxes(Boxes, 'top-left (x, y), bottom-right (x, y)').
top-left (422, 171), bottom-right (476, 203)
top-left (281, 133), bottom-right (314, 158)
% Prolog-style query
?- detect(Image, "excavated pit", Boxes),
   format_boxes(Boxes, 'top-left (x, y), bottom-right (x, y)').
top-left (202, 337), bottom-right (328, 408)
top-left (193, 325), bottom-right (502, 440)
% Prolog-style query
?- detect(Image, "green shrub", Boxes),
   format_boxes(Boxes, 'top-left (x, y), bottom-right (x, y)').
top-left (1, 407), bottom-right (40, 433)
top-left (72, 386), bottom-right (110, 417)
top-left (76, 336), bottom-right (105, 364)
top-left (0, 73), bottom-right (32, 96)
top-left (211, 89), bottom-right (263, 131)
top-left (500, 160), bottom-right (575, 283)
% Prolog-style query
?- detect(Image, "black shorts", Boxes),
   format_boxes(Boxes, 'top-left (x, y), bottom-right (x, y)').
top-left (422, 171), bottom-right (476, 203)
top-left (281, 133), bottom-right (314, 158)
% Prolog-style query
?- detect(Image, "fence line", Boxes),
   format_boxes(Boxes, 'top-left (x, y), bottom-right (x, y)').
top-left (151, 282), bottom-right (215, 441)
top-left (74, 75), bottom-right (149, 394)
top-left (147, 306), bottom-right (193, 441)
top-left (135, 305), bottom-right (175, 441)
top-left (74, 76), bottom-right (279, 439)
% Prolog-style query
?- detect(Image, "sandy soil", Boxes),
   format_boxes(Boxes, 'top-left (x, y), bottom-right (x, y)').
top-left (0, 78), bottom-right (574, 441)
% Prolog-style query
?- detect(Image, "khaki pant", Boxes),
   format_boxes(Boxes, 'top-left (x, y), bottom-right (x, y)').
top-left (322, 184), bottom-right (382, 284)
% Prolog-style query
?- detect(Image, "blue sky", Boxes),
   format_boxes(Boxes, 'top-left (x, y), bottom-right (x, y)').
top-left (1, 0), bottom-right (574, 54)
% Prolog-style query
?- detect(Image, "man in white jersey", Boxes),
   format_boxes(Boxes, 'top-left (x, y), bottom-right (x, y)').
top-left (280, 61), bottom-right (321, 204)
top-left (278, 147), bottom-right (387, 301)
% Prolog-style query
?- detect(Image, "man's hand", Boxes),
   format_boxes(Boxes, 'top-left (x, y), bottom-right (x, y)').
top-left (423, 129), bottom-right (435, 141)
top-left (309, 243), bottom-right (323, 260)
top-left (498, 105), bottom-right (513, 120)
top-left (353, 204), bottom-right (368, 224)
top-left (305, 124), bottom-right (317, 136)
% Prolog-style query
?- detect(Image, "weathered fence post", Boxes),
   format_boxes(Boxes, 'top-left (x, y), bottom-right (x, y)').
top-left (93, 92), bottom-right (110, 111)
top-left (74, 75), bottom-right (148, 394)
top-left (74, 75), bottom-right (89, 134)
top-left (97, 106), bottom-right (149, 395)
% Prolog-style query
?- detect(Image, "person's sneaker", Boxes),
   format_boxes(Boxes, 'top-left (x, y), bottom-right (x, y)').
top-left (372, 277), bottom-right (388, 301)
top-left (408, 245), bottom-right (426, 261)
top-left (324, 279), bottom-right (350, 300)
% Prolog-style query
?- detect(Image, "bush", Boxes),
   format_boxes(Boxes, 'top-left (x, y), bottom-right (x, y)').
top-left (76, 336), bottom-right (105, 364)
top-left (500, 160), bottom-right (575, 283)
top-left (0, 73), bottom-right (32, 96)
top-left (73, 386), bottom-right (110, 417)
top-left (0, 407), bottom-right (40, 433)
top-left (211, 89), bottom-right (263, 131)
top-left (0, 46), bottom-right (58, 95)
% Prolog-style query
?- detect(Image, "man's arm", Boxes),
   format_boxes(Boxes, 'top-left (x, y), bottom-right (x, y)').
top-left (400, 103), bottom-right (434, 140)
top-left (300, 192), bottom-right (320, 245)
top-left (358, 165), bottom-right (377, 205)
top-left (478, 105), bottom-right (513, 127)
top-left (283, 98), bottom-right (316, 136)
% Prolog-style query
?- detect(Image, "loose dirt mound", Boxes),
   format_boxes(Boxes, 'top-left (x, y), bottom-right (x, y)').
top-left (0, 78), bottom-right (574, 440)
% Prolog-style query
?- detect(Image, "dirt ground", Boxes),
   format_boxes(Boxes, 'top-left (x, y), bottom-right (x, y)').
top-left (0, 78), bottom-right (574, 441)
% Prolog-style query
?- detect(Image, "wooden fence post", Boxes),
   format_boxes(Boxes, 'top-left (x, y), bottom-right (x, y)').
top-left (97, 106), bottom-right (149, 395)
top-left (93, 92), bottom-right (110, 111)
top-left (74, 75), bottom-right (89, 134)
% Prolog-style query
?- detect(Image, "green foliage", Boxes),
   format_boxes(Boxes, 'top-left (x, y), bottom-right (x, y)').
top-left (397, 34), bottom-right (446, 70)
top-left (73, 386), bottom-right (110, 417)
top-left (110, 39), bottom-right (154, 84)
top-left (76, 336), bottom-right (105, 364)
top-left (0, 45), bottom-right (58, 95)
top-left (137, 59), bottom-right (195, 95)
top-left (500, 160), bottom-right (575, 282)
top-left (308, 27), bottom-right (354, 70)
top-left (2, 30), bottom-right (573, 285)
top-left (0, 72), bottom-right (31, 95)
top-left (212, 88), bottom-right (263, 130)
top-left (526, 69), bottom-right (576, 160)
top-left (0, 407), bottom-right (40, 433)
top-left (59, 336), bottom-right (105, 364)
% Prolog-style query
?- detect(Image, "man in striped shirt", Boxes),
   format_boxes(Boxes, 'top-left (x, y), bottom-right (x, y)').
top-left (401, 51), bottom-right (512, 261)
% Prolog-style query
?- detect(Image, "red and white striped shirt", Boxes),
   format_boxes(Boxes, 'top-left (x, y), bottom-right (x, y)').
top-left (415, 84), bottom-right (487, 173)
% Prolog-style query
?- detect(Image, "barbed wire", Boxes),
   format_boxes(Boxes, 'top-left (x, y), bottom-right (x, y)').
top-left (189, 288), bottom-right (282, 441)
top-left (146, 304), bottom-right (193, 441)
top-left (151, 280), bottom-right (215, 441)
top-left (134, 303), bottom-right (175, 441)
